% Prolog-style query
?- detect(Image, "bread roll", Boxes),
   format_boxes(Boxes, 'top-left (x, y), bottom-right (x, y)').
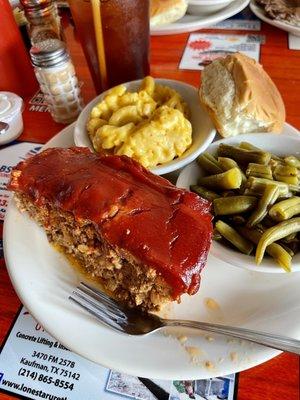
top-left (150, 0), bottom-right (187, 26)
top-left (199, 53), bottom-right (286, 137)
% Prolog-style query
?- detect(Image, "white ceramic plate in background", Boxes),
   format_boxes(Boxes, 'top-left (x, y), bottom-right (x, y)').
top-left (151, 0), bottom-right (250, 35)
top-left (4, 125), bottom-right (300, 380)
top-left (187, 0), bottom-right (235, 16)
top-left (250, 1), bottom-right (300, 37)
top-left (177, 128), bottom-right (300, 273)
top-left (74, 78), bottom-right (216, 175)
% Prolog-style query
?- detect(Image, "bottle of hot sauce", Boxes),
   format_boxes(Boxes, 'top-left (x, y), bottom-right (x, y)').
top-left (0, 0), bottom-right (38, 97)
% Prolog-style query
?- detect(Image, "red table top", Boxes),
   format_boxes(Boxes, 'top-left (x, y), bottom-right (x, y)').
top-left (0, 9), bottom-right (299, 400)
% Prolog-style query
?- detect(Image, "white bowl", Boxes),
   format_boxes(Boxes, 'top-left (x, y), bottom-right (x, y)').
top-left (177, 131), bottom-right (300, 273)
top-left (187, 0), bottom-right (235, 16)
top-left (74, 78), bottom-right (216, 175)
top-left (0, 91), bottom-right (23, 145)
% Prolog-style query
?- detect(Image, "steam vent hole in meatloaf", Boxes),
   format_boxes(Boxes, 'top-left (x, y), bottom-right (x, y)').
top-left (8, 147), bottom-right (213, 311)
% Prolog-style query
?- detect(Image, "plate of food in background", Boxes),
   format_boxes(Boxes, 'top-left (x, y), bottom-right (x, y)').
top-left (250, 0), bottom-right (300, 36)
top-left (74, 77), bottom-right (216, 175)
top-left (150, 0), bottom-right (250, 35)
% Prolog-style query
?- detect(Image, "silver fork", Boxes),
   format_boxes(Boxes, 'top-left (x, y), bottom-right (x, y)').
top-left (69, 282), bottom-right (300, 355)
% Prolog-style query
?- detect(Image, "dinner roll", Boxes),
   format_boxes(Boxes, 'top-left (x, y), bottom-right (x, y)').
top-left (199, 53), bottom-right (286, 137)
top-left (150, 0), bottom-right (187, 26)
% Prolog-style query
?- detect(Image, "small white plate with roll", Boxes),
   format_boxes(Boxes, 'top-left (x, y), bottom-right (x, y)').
top-left (150, 0), bottom-right (250, 35)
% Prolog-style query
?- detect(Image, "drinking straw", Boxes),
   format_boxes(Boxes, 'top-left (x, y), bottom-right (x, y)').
top-left (91, 0), bottom-right (108, 90)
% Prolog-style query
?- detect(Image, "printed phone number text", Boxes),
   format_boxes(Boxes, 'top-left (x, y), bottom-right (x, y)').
top-left (18, 368), bottom-right (75, 391)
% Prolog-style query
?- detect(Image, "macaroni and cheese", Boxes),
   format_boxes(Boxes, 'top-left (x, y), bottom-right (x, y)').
top-left (87, 76), bottom-right (192, 168)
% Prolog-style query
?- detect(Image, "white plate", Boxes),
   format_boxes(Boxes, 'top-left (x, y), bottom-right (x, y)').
top-left (250, 1), bottom-right (300, 36)
top-left (151, 0), bottom-right (250, 35)
top-left (74, 78), bottom-right (216, 175)
top-left (4, 123), bottom-right (300, 379)
top-left (177, 127), bottom-right (300, 273)
top-left (187, 0), bottom-right (235, 16)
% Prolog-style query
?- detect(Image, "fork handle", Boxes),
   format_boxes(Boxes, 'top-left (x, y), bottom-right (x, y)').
top-left (162, 319), bottom-right (300, 355)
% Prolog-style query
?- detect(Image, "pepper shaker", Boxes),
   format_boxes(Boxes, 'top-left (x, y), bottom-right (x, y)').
top-left (30, 39), bottom-right (84, 124)
top-left (20, 0), bottom-right (63, 45)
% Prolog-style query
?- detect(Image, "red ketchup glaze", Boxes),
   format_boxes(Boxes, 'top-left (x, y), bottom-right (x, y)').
top-left (9, 147), bottom-right (213, 298)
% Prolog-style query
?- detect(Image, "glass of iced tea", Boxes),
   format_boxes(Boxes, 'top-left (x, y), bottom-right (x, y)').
top-left (68, 0), bottom-right (150, 93)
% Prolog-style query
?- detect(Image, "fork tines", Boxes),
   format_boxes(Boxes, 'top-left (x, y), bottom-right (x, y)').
top-left (69, 282), bottom-right (126, 332)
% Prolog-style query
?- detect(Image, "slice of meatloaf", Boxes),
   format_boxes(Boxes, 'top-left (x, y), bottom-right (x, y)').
top-left (8, 147), bottom-right (213, 311)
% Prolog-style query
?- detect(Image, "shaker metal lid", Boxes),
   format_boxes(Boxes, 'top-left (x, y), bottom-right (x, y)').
top-left (30, 39), bottom-right (69, 67)
top-left (24, 3), bottom-right (56, 19)
top-left (20, 0), bottom-right (52, 7)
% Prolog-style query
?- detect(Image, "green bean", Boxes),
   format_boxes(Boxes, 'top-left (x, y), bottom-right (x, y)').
top-left (238, 226), bottom-right (263, 243)
top-left (215, 220), bottom-right (254, 255)
top-left (279, 243), bottom-right (294, 257)
top-left (275, 176), bottom-right (298, 186)
top-left (247, 185), bottom-right (279, 227)
top-left (246, 163), bottom-right (273, 180)
top-left (276, 165), bottom-right (298, 176)
top-left (197, 153), bottom-right (223, 175)
top-left (274, 165), bottom-right (298, 185)
top-left (190, 185), bottom-right (220, 201)
top-left (198, 168), bottom-right (242, 190)
top-left (218, 157), bottom-right (247, 184)
top-left (284, 156), bottom-right (300, 168)
top-left (213, 229), bottom-right (222, 241)
top-left (288, 184), bottom-right (300, 193)
top-left (271, 154), bottom-right (283, 162)
top-left (222, 190), bottom-right (236, 197)
top-left (239, 142), bottom-right (261, 151)
top-left (269, 158), bottom-right (284, 171)
top-left (244, 189), bottom-right (291, 199)
top-left (230, 215), bottom-right (247, 225)
top-left (218, 157), bottom-right (238, 171)
top-left (285, 240), bottom-right (300, 255)
top-left (255, 217), bottom-right (300, 265)
top-left (240, 142), bottom-right (282, 162)
top-left (238, 227), bottom-right (292, 272)
top-left (245, 177), bottom-right (290, 198)
top-left (213, 196), bottom-right (257, 216)
top-left (269, 197), bottom-right (300, 221)
top-left (281, 232), bottom-right (297, 243)
top-left (240, 140), bottom-right (287, 164)
top-left (218, 143), bottom-right (271, 165)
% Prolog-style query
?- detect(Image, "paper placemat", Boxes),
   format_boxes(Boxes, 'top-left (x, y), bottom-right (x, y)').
top-left (0, 142), bottom-right (42, 221)
top-left (179, 33), bottom-right (261, 70)
top-left (210, 7), bottom-right (261, 31)
top-left (0, 307), bottom-right (237, 400)
top-left (288, 34), bottom-right (300, 50)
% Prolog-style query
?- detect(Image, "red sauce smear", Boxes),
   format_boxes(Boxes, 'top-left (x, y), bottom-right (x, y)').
top-left (9, 147), bottom-right (213, 299)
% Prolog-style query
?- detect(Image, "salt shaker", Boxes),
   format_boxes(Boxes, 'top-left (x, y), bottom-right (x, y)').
top-left (30, 39), bottom-right (84, 124)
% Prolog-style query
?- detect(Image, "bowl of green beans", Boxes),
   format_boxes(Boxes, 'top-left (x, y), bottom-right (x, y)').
top-left (177, 132), bottom-right (300, 273)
